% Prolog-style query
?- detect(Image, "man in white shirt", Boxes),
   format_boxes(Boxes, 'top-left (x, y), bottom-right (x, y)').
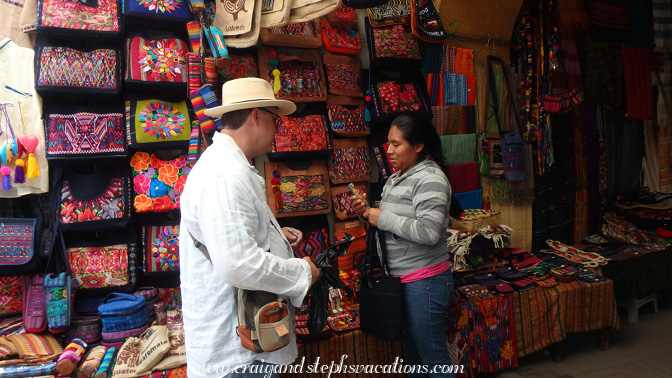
top-left (179, 78), bottom-right (320, 378)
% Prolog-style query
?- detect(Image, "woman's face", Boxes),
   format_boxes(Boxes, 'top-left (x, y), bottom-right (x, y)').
top-left (387, 125), bottom-right (424, 175)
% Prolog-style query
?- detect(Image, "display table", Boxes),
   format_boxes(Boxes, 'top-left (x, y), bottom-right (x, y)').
top-left (510, 278), bottom-right (620, 359)
top-left (288, 330), bottom-right (404, 378)
top-left (599, 246), bottom-right (672, 300)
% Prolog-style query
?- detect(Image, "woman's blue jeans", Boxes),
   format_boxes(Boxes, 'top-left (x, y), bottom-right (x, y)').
top-left (402, 270), bottom-right (455, 378)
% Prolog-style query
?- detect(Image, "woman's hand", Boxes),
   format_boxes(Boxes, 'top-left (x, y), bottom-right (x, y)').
top-left (282, 227), bottom-right (303, 249)
top-left (350, 193), bottom-right (382, 227)
top-left (365, 208), bottom-right (382, 227)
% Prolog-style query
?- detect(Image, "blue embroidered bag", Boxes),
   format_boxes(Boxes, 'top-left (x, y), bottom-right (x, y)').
top-left (44, 271), bottom-right (74, 333)
top-left (98, 293), bottom-right (149, 333)
top-left (123, 0), bottom-right (192, 28)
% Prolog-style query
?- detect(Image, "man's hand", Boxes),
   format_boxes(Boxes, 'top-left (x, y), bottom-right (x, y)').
top-left (303, 257), bottom-right (321, 285)
top-left (282, 227), bottom-right (303, 249)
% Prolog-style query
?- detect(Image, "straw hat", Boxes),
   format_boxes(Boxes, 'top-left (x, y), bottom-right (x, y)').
top-left (204, 77), bottom-right (296, 118)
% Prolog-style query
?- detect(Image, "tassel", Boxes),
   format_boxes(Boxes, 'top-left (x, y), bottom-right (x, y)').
top-left (14, 159), bottom-right (25, 183)
top-left (364, 89), bottom-right (373, 122)
top-left (1, 167), bottom-right (11, 190)
top-left (26, 153), bottom-right (40, 179)
top-left (272, 69), bottom-right (281, 94)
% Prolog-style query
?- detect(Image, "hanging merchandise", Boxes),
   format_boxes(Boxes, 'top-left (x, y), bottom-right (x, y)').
top-left (36, 0), bottom-right (122, 38)
top-left (323, 52), bottom-right (363, 98)
top-left (124, 34), bottom-right (189, 95)
top-left (365, 18), bottom-right (422, 70)
top-left (320, 19), bottom-right (362, 55)
top-left (218, 53), bottom-right (259, 82)
top-left (265, 160), bottom-right (333, 218)
top-left (142, 222), bottom-right (181, 275)
top-left (258, 46), bottom-right (327, 102)
top-left (1, 102), bottom-right (43, 186)
top-left (327, 137), bottom-right (371, 185)
top-left (409, 0), bottom-right (447, 42)
top-left (260, 0), bottom-right (292, 27)
top-left (368, 71), bottom-right (432, 122)
top-left (288, 0), bottom-right (341, 24)
top-left (267, 103), bottom-right (332, 161)
top-left (331, 184), bottom-right (368, 220)
top-left (217, 0), bottom-right (262, 48)
top-left (260, 19), bottom-right (323, 48)
top-left (327, 96), bottom-right (369, 137)
top-left (125, 97), bottom-right (193, 149)
top-left (367, 0), bottom-right (412, 27)
top-left (130, 151), bottom-right (193, 213)
top-left (123, 0), bottom-right (192, 28)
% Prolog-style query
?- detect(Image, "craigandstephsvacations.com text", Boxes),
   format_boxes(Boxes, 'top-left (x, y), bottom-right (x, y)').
top-left (196, 356), bottom-right (465, 377)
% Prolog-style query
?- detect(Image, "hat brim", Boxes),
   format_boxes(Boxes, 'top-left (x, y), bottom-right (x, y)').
top-left (203, 98), bottom-right (296, 118)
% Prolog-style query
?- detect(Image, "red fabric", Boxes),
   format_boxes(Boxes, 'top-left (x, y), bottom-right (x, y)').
top-left (620, 45), bottom-right (654, 121)
top-left (447, 162), bottom-right (480, 193)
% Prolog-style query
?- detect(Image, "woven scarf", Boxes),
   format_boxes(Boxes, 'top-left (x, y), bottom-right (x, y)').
top-left (620, 45), bottom-right (654, 121)
top-left (447, 162), bottom-right (479, 194)
top-left (653, 0), bottom-right (672, 52)
top-left (440, 134), bottom-right (477, 165)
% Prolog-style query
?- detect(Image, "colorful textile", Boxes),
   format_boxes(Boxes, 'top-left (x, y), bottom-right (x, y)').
top-left (94, 346), bottom-right (116, 378)
top-left (0, 276), bottom-right (22, 315)
top-left (373, 80), bottom-right (427, 115)
top-left (327, 104), bottom-right (368, 135)
top-left (36, 47), bottom-right (118, 89)
top-left (130, 152), bottom-right (193, 213)
top-left (218, 54), bottom-right (258, 81)
top-left (511, 279), bottom-right (619, 358)
top-left (128, 99), bottom-right (191, 144)
top-left (294, 227), bottom-right (328, 260)
top-left (443, 72), bottom-right (468, 106)
top-left (332, 185), bottom-right (366, 219)
top-left (327, 144), bottom-right (370, 183)
top-left (67, 245), bottom-right (133, 289)
top-left (0, 361), bottom-right (56, 376)
top-left (127, 37), bottom-right (188, 83)
top-left (371, 24), bottom-right (420, 60)
top-left (268, 20), bottom-right (317, 37)
top-left (186, 53), bottom-right (201, 94)
top-left (620, 45), bottom-right (654, 121)
top-left (39, 0), bottom-right (119, 32)
top-left (44, 113), bottom-right (125, 157)
top-left (440, 134), bottom-right (477, 165)
top-left (189, 85), bottom-right (220, 134)
top-left (44, 272), bottom-right (72, 332)
top-left (325, 63), bottom-right (361, 94)
top-left (266, 61), bottom-right (325, 99)
top-left (273, 115), bottom-right (330, 153)
top-left (321, 19), bottom-right (361, 54)
top-left (0, 219), bottom-right (35, 264)
top-left (447, 162), bottom-right (479, 194)
top-left (653, 0), bottom-right (672, 52)
top-left (144, 225), bottom-right (180, 273)
top-left (79, 345), bottom-right (106, 377)
top-left (0, 333), bottom-right (62, 365)
top-left (59, 178), bottom-right (127, 226)
top-left (454, 47), bottom-right (474, 77)
top-left (276, 175), bottom-right (329, 214)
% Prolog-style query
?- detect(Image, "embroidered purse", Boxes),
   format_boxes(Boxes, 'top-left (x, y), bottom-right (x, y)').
top-left (44, 271), bottom-right (73, 333)
top-left (57, 165), bottom-right (132, 232)
top-left (142, 221), bottom-right (181, 275)
top-left (124, 34), bottom-right (189, 94)
top-left (259, 46), bottom-right (327, 103)
top-left (130, 151), bottom-right (193, 213)
top-left (22, 274), bottom-right (46, 332)
top-left (125, 98), bottom-right (193, 149)
top-left (260, 19), bottom-right (322, 48)
top-left (326, 3), bottom-right (358, 24)
top-left (365, 18), bottom-right (421, 70)
top-left (366, 0), bottom-right (412, 26)
top-left (36, 0), bottom-right (121, 38)
top-left (34, 37), bottom-right (122, 99)
top-left (268, 104), bottom-right (332, 161)
top-left (218, 54), bottom-right (259, 82)
top-left (278, 215), bottom-right (329, 260)
top-left (320, 19), bottom-right (362, 55)
top-left (265, 160), bottom-right (332, 218)
top-left (64, 230), bottom-right (138, 293)
top-left (0, 196), bottom-right (52, 276)
top-left (327, 96), bottom-right (369, 137)
top-left (123, 0), bottom-right (192, 28)
top-left (0, 276), bottom-right (23, 318)
top-left (327, 137), bottom-right (371, 185)
top-left (369, 71), bottom-right (432, 122)
top-left (43, 106), bottom-right (126, 162)
top-left (323, 52), bottom-right (363, 98)
top-left (331, 184), bottom-right (368, 220)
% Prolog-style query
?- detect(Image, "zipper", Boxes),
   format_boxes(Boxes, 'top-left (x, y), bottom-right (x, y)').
top-left (99, 304), bottom-right (145, 318)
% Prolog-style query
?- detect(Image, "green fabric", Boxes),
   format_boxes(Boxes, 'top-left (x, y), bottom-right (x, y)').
top-left (132, 99), bottom-right (191, 144)
top-left (440, 133), bottom-right (477, 165)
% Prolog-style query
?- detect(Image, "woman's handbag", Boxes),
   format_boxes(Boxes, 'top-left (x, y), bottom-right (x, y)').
top-left (358, 228), bottom-right (403, 341)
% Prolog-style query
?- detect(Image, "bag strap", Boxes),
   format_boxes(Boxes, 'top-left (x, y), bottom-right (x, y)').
top-left (486, 56), bottom-right (524, 134)
top-left (376, 229), bottom-right (393, 277)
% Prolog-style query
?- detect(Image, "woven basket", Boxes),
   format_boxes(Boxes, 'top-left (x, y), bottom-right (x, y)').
top-left (449, 210), bottom-right (501, 231)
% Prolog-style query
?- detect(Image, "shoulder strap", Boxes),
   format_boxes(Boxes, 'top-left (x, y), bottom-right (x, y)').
top-left (187, 229), bottom-right (212, 262)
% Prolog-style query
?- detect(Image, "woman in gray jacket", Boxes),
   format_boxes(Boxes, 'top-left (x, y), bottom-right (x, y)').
top-left (352, 115), bottom-right (458, 377)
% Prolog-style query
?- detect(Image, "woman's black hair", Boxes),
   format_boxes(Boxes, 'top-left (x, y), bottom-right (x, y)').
top-left (390, 115), bottom-right (463, 218)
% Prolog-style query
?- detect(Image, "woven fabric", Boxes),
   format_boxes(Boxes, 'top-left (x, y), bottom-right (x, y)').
top-left (67, 245), bottom-right (132, 289)
top-left (23, 275), bottom-right (45, 333)
top-left (321, 19), bottom-right (361, 54)
top-left (136, 365), bottom-right (187, 378)
top-left (653, 0), bottom-right (672, 52)
top-left (127, 99), bottom-right (192, 145)
top-left (45, 113), bottom-right (124, 157)
top-left (65, 316), bottom-right (102, 345)
top-left (39, 0), bottom-right (119, 32)
top-left (60, 177), bottom-right (129, 227)
top-left (0, 333), bottom-right (62, 362)
top-left (0, 276), bottom-right (22, 316)
top-left (127, 37), bottom-right (188, 83)
top-left (0, 219), bottom-right (35, 264)
top-left (425, 73), bottom-right (444, 106)
top-left (276, 175), bottom-right (329, 213)
top-left (621, 45), bottom-right (654, 121)
top-left (36, 47), bottom-right (118, 89)
top-left (327, 145), bottom-right (370, 183)
top-left (294, 227), bottom-right (328, 260)
top-left (273, 115), bottom-right (330, 152)
top-left (430, 106), bottom-right (448, 135)
top-left (443, 72), bottom-right (467, 106)
top-left (585, 0), bottom-right (628, 40)
top-left (190, 85), bottom-right (220, 134)
top-left (447, 162), bottom-right (479, 194)
top-left (325, 63), bottom-right (361, 94)
top-left (372, 143), bottom-right (398, 180)
top-left (218, 54), bottom-right (258, 81)
top-left (327, 104), bottom-right (368, 135)
top-left (44, 272), bottom-right (71, 332)
top-left (371, 24), bottom-right (420, 60)
top-left (186, 53), bottom-right (201, 94)
top-left (130, 152), bottom-right (193, 213)
top-left (268, 20), bottom-right (317, 36)
top-left (94, 346), bottom-right (116, 378)
top-left (454, 47), bottom-right (474, 77)
top-left (332, 184), bottom-right (367, 219)
top-left (267, 60), bottom-right (325, 99)
top-left (511, 279), bottom-right (619, 358)
top-left (372, 80), bottom-right (430, 117)
top-left (440, 134), bottom-right (477, 165)
top-left (144, 225), bottom-right (180, 273)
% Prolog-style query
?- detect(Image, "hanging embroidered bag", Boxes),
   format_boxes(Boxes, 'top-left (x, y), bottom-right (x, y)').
top-left (331, 184), bottom-right (368, 220)
top-left (36, 0), bottom-right (121, 38)
top-left (23, 274), bottom-right (46, 332)
top-left (265, 160), bottom-right (332, 218)
top-left (123, 0), bottom-right (192, 28)
top-left (268, 104), bottom-right (332, 161)
top-left (327, 137), bottom-right (371, 185)
top-left (34, 37), bottom-right (122, 100)
top-left (320, 19), bottom-right (362, 55)
top-left (57, 165), bottom-right (132, 232)
top-left (142, 219), bottom-right (181, 275)
top-left (124, 34), bottom-right (189, 94)
top-left (125, 98), bottom-right (193, 149)
top-left (258, 46), bottom-right (327, 103)
top-left (326, 3), bottom-right (358, 24)
top-left (130, 151), bottom-right (193, 213)
top-left (327, 96), bottom-right (369, 137)
top-left (369, 71), bottom-right (432, 122)
top-left (219, 54), bottom-right (259, 82)
top-left (366, 0), bottom-right (412, 26)
top-left (43, 105), bottom-right (126, 162)
top-left (64, 229), bottom-right (138, 293)
top-left (0, 196), bottom-right (52, 276)
top-left (365, 18), bottom-right (421, 71)
top-left (260, 19), bottom-right (323, 48)
top-left (44, 271), bottom-right (74, 333)
top-left (323, 52), bottom-right (363, 98)
top-left (0, 276), bottom-right (23, 318)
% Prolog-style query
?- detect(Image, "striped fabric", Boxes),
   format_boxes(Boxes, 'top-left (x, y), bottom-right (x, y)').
top-left (440, 134), bottom-right (477, 165)
top-left (0, 334), bottom-right (62, 366)
top-left (653, 0), bottom-right (672, 52)
top-left (94, 346), bottom-right (116, 378)
top-left (187, 53), bottom-right (202, 95)
top-left (454, 47), bottom-right (474, 77)
top-left (79, 345), bottom-right (107, 378)
top-left (189, 84), bottom-right (220, 133)
top-left (443, 72), bottom-right (467, 106)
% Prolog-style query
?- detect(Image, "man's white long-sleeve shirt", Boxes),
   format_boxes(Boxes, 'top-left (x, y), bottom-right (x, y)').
top-left (179, 132), bottom-right (312, 378)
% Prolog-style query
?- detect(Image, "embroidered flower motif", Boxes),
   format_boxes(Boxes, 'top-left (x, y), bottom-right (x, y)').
top-left (152, 226), bottom-right (180, 271)
top-left (42, 0), bottom-right (118, 32)
top-left (134, 194), bottom-right (153, 212)
top-left (173, 175), bottom-right (187, 194)
top-left (228, 61), bottom-right (248, 79)
top-left (133, 174), bottom-right (151, 195)
top-left (131, 152), bottom-right (188, 212)
top-left (60, 178), bottom-right (126, 225)
top-left (279, 182), bottom-right (297, 193)
top-left (139, 0), bottom-right (183, 13)
top-left (77, 208), bottom-right (100, 222)
top-left (131, 151), bottom-right (151, 171)
top-left (158, 164), bottom-right (179, 185)
top-left (81, 275), bottom-right (104, 289)
top-left (139, 102), bottom-right (186, 141)
top-left (138, 40), bottom-right (186, 80)
top-left (149, 179), bottom-right (169, 198)
top-left (276, 175), bottom-right (328, 213)
top-left (295, 188), bottom-right (311, 198)
top-left (101, 199), bottom-right (121, 219)
top-left (152, 195), bottom-right (175, 212)
top-left (171, 154), bottom-right (187, 168)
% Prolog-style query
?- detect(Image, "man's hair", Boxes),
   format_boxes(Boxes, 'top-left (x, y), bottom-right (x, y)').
top-left (220, 108), bottom-right (254, 130)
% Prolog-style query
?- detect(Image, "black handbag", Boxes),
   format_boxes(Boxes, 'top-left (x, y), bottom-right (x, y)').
top-left (358, 227), bottom-right (403, 341)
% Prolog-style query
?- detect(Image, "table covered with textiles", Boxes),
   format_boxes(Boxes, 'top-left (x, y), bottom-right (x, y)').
top-left (510, 278), bottom-right (620, 358)
top-left (598, 246), bottom-right (672, 300)
top-left (287, 330), bottom-right (404, 378)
